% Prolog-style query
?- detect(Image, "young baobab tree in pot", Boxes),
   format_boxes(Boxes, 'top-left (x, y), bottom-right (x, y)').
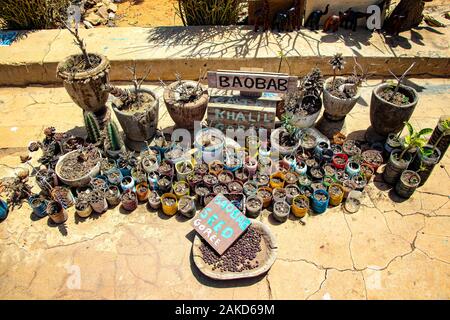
top-left (370, 63), bottom-right (419, 137)
top-left (56, 7), bottom-right (111, 113)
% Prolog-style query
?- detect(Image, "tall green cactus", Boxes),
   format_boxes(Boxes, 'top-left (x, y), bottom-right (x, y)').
top-left (107, 121), bottom-right (123, 151)
top-left (83, 112), bottom-right (101, 143)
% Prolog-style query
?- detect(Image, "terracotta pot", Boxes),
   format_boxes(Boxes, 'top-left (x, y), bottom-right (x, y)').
top-left (163, 81), bottom-right (208, 130)
top-left (370, 83), bottom-right (418, 136)
top-left (56, 54), bottom-right (110, 113)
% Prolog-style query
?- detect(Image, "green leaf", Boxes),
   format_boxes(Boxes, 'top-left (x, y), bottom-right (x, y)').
top-left (418, 128), bottom-right (433, 137)
top-left (405, 121), bottom-right (413, 136)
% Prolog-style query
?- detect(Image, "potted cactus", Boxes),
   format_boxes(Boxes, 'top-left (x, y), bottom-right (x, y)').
top-left (105, 121), bottom-right (125, 158)
top-left (57, 20), bottom-right (110, 113)
top-left (162, 74), bottom-right (209, 130)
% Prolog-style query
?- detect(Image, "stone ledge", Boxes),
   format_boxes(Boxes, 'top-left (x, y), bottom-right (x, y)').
top-left (0, 25), bottom-right (449, 86)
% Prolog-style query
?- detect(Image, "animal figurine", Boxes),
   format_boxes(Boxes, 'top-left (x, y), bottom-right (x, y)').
top-left (386, 15), bottom-right (406, 35)
top-left (254, 0), bottom-right (270, 32)
top-left (305, 4), bottom-right (329, 31)
top-left (341, 8), bottom-right (371, 31)
top-left (273, 0), bottom-right (303, 32)
top-left (323, 12), bottom-right (345, 32)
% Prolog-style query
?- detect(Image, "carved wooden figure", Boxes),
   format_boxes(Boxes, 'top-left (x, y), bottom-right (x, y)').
top-left (254, 0), bottom-right (270, 32)
top-left (341, 8), bottom-right (371, 31)
top-left (323, 12), bottom-right (345, 33)
top-left (304, 4), bottom-right (329, 31)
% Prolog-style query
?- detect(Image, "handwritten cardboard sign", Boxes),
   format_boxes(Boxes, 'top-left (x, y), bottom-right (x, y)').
top-left (208, 70), bottom-right (298, 94)
top-left (191, 193), bottom-right (251, 255)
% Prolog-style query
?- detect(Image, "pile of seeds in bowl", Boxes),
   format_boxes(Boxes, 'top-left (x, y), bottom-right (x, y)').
top-left (199, 226), bottom-right (262, 273)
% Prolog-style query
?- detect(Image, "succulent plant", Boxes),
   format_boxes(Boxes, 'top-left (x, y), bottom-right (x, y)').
top-left (83, 112), bottom-right (101, 144)
top-left (106, 121), bottom-right (123, 152)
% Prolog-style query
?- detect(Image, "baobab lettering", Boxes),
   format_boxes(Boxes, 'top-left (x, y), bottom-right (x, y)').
top-left (218, 75), bottom-right (289, 92)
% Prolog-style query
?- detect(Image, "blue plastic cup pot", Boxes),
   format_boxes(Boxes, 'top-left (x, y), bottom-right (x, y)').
top-left (28, 195), bottom-right (48, 218)
top-left (295, 160), bottom-right (308, 175)
top-left (346, 161), bottom-right (361, 177)
top-left (107, 168), bottom-right (123, 185)
top-left (0, 199), bottom-right (8, 220)
top-left (121, 176), bottom-right (135, 192)
top-left (311, 189), bottom-right (330, 214)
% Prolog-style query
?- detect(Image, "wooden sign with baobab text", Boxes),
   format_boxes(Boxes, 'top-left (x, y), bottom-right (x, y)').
top-left (191, 193), bottom-right (251, 255)
top-left (208, 70), bottom-right (298, 94)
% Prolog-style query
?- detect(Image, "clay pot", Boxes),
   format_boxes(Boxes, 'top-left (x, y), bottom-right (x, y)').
top-left (370, 83), bottom-right (418, 136)
top-left (323, 77), bottom-right (361, 121)
top-left (161, 193), bottom-right (178, 216)
top-left (46, 201), bottom-right (68, 224)
top-left (112, 87), bottom-right (159, 144)
top-left (383, 149), bottom-right (412, 185)
top-left (273, 201), bottom-right (291, 223)
top-left (395, 170), bottom-right (421, 198)
top-left (245, 195), bottom-right (264, 218)
top-left (291, 195), bottom-right (309, 218)
top-left (136, 182), bottom-right (150, 202)
top-left (163, 81), bottom-right (208, 130)
top-left (56, 54), bottom-right (110, 113)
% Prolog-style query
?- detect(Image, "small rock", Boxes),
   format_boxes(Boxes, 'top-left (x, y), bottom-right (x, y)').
top-left (108, 3), bottom-right (117, 12)
top-left (83, 20), bottom-right (94, 29)
top-left (84, 12), bottom-right (103, 26)
top-left (97, 6), bottom-right (109, 20)
top-left (108, 12), bottom-right (116, 20)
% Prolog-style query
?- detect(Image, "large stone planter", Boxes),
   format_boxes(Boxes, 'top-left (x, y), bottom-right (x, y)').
top-left (57, 54), bottom-right (110, 113)
top-left (286, 96), bottom-right (322, 129)
top-left (163, 80), bottom-right (208, 130)
top-left (270, 127), bottom-right (301, 156)
top-left (112, 87), bottom-right (159, 150)
top-left (370, 83), bottom-right (418, 137)
top-left (323, 77), bottom-right (360, 121)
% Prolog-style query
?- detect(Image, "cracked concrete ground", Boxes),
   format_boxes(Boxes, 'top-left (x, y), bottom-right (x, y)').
top-left (0, 79), bottom-right (449, 300)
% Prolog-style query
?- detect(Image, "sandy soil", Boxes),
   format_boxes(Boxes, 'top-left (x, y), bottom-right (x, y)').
top-left (115, 0), bottom-right (182, 27)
